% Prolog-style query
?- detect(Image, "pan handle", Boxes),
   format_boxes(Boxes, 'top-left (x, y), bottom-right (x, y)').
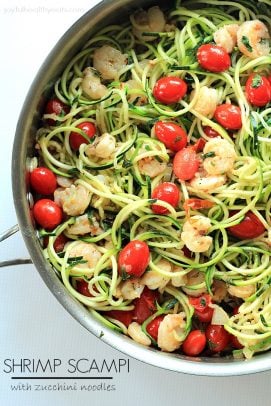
top-left (0, 225), bottom-right (32, 268)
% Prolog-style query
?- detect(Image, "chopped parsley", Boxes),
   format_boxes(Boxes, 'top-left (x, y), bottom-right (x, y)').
top-left (252, 74), bottom-right (262, 88)
top-left (202, 151), bottom-right (215, 159)
top-left (241, 36), bottom-right (253, 53)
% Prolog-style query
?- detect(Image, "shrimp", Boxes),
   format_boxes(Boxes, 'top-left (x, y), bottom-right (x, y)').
top-left (214, 24), bottom-right (239, 53)
top-left (141, 259), bottom-right (171, 290)
top-left (124, 80), bottom-right (147, 104)
top-left (128, 322), bottom-right (151, 346)
top-left (171, 265), bottom-right (188, 287)
top-left (67, 214), bottom-right (103, 236)
top-left (157, 313), bottom-right (186, 352)
top-left (54, 184), bottom-right (91, 216)
top-left (190, 171), bottom-right (227, 193)
top-left (212, 280), bottom-right (227, 303)
top-left (190, 86), bottom-right (218, 118)
top-left (68, 242), bottom-right (101, 269)
top-left (81, 67), bottom-right (108, 100)
top-left (131, 6), bottom-right (166, 41)
top-left (182, 269), bottom-right (207, 297)
top-left (203, 137), bottom-right (237, 176)
top-left (228, 284), bottom-right (256, 299)
top-left (93, 45), bottom-right (127, 80)
top-left (138, 157), bottom-right (167, 178)
top-left (56, 176), bottom-right (73, 188)
top-left (181, 215), bottom-right (212, 253)
top-left (115, 279), bottom-right (144, 300)
top-left (86, 133), bottom-right (116, 159)
top-left (237, 20), bottom-right (270, 59)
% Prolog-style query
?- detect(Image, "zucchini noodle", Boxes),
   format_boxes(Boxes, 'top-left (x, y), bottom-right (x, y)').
top-left (33, 0), bottom-right (271, 359)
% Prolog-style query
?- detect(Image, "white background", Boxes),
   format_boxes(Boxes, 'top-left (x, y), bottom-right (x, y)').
top-left (1, 0), bottom-right (271, 404)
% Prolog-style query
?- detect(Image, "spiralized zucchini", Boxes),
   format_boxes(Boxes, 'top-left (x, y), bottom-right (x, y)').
top-left (34, 0), bottom-right (271, 359)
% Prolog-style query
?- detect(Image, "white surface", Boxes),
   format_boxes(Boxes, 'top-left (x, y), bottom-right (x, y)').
top-left (1, 1), bottom-right (271, 405)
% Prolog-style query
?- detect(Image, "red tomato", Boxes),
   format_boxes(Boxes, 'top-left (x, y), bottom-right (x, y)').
top-left (33, 199), bottom-right (63, 230)
top-left (69, 121), bottom-right (96, 151)
top-left (173, 147), bottom-right (200, 180)
top-left (228, 211), bottom-right (265, 239)
top-left (230, 334), bottom-right (243, 349)
top-left (44, 98), bottom-right (69, 125)
top-left (206, 325), bottom-right (230, 352)
top-left (182, 246), bottom-right (193, 258)
top-left (146, 315), bottom-right (165, 341)
top-left (203, 126), bottom-right (220, 138)
top-left (154, 121), bottom-right (187, 152)
top-left (232, 306), bottom-right (240, 316)
top-left (214, 104), bottom-right (242, 130)
top-left (133, 287), bottom-right (159, 324)
top-left (245, 74), bottom-right (271, 107)
top-left (43, 233), bottom-right (68, 253)
top-left (105, 310), bottom-right (134, 328)
top-left (118, 240), bottom-right (150, 278)
top-left (182, 330), bottom-right (207, 356)
top-left (183, 198), bottom-right (214, 212)
top-left (192, 138), bottom-right (206, 152)
top-left (30, 167), bottom-right (57, 195)
top-left (197, 44), bottom-right (231, 72)
top-left (151, 182), bottom-right (180, 215)
top-left (189, 294), bottom-right (214, 323)
top-left (153, 76), bottom-right (187, 104)
top-left (76, 279), bottom-right (92, 297)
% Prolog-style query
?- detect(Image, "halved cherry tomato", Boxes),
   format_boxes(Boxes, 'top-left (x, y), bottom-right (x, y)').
top-left (189, 294), bottom-right (214, 323)
top-left (151, 182), bottom-right (180, 214)
top-left (154, 121), bottom-right (188, 152)
top-left (30, 167), bottom-right (57, 195)
top-left (153, 76), bottom-right (187, 104)
top-left (214, 104), bottom-right (242, 130)
top-left (69, 121), bottom-right (96, 151)
top-left (105, 310), bottom-right (134, 328)
top-left (192, 138), bottom-right (206, 153)
top-left (43, 233), bottom-right (68, 253)
top-left (197, 44), bottom-right (231, 73)
top-left (182, 330), bottom-right (207, 356)
top-left (133, 287), bottom-right (159, 324)
top-left (228, 211), bottom-right (265, 239)
top-left (183, 198), bottom-right (214, 212)
top-left (203, 126), bottom-right (220, 138)
top-left (230, 334), bottom-right (243, 349)
top-left (206, 324), bottom-right (230, 352)
top-left (76, 279), bottom-right (92, 297)
top-left (33, 199), bottom-right (63, 230)
top-left (118, 240), bottom-right (150, 278)
top-left (146, 315), bottom-right (165, 341)
top-left (173, 147), bottom-right (200, 180)
top-left (44, 98), bottom-right (70, 125)
top-left (182, 246), bottom-right (193, 259)
top-left (245, 74), bottom-right (271, 107)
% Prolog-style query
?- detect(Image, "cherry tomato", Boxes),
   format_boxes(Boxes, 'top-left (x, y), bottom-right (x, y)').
top-left (230, 334), bottom-right (243, 349)
top-left (203, 126), bottom-right (220, 138)
top-left (182, 246), bottom-right (193, 258)
top-left (192, 138), bottom-right (206, 153)
top-left (214, 104), bottom-right (242, 130)
top-left (245, 74), bottom-right (271, 107)
top-left (30, 167), bottom-right (57, 195)
top-left (151, 182), bottom-right (180, 215)
top-left (154, 121), bottom-right (188, 152)
top-left (206, 325), bottom-right (230, 352)
top-left (69, 121), bottom-right (96, 151)
top-left (133, 287), bottom-right (159, 324)
top-left (182, 330), bottom-right (207, 356)
top-left (146, 315), bottom-right (165, 341)
top-left (76, 279), bottom-right (92, 297)
top-left (43, 233), bottom-right (68, 253)
top-left (183, 198), bottom-right (214, 212)
top-left (189, 294), bottom-right (214, 323)
top-left (232, 306), bottom-right (240, 316)
top-left (173, 147), bottom-right (200, 180)
top-left (197, 44), bottom-right (231, 72)
top-left (105, 310), bottom-right (134, 328)
top-left (118, 240), bottom-right (150, 278)
top-left (44, 98), bottom-right (69, 125)
top-left (153, 76), bottom-right (187, 104)
top-left (228, 210), bottom-right (265, 239)
top-left (33, 199), bottom-right (63, 230)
